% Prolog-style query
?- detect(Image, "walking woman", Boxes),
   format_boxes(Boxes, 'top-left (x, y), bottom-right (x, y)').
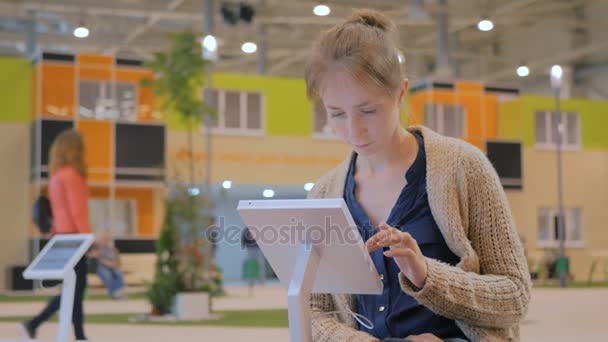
top-left (21, 129), bottom-right (92, 341)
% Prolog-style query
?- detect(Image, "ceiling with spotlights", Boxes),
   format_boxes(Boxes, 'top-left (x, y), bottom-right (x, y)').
top-left (0, 0), bottom-right (606, 96)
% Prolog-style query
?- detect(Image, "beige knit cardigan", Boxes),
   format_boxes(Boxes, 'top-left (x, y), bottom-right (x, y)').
top-left (307, 126), bottom-right (531, 342)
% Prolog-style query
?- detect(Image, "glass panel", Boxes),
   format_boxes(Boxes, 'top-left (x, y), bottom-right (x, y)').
top-left (567, 208), bottom-right (582, 241)
top-left (78, 81), bottom-right (100, 118)
top-left (424, 103), bottom-right (437, 132)
top-left (566, 113), bottom-right (579, 146)
top-left (443, 104), bottom-right (465, 138)
top-left (247, 92), bottom-right (262, 129)
top-left (535, 111), bottom-right (547, 144)
top-left (224, 91), bottom-right (240, 129)
top-left (89, 199), bottom-right (135, 236)
top-left (112, 200), bottom-right (135, 237)
top-left (116, 82), bottom-right (137, 122)
top-left (537, 208), bottom-right (551, 241)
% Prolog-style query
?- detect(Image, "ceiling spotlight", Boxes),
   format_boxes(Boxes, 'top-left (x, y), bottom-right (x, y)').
top-left (551, 65), bottom-right (563, 88)
top-left (73, 24), bottom-right (89, 38)
top-left (202, 34), bottom-right (218, 60)
top-left (203, 35), bottom-right (217, 52)
top-left (222, 180), bottom-right (232, 189)
top-left (263, 189), bottom-right (275, 198)
top-left (477, 19), bottom-right (494, 32)
top-left (304, 183), bottom-right (315, 191)
top-left (516, 65), bottom-right (530, 77)
top-left (188, 187), bottom-right (200, 196)
top-left (241, 42), bottom-right (257, 54)
top-left (313, 4), bottom-right (331, 16)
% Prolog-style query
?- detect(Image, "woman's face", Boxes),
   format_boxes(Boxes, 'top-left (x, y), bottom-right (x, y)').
top-left (320, 70), bottom-right (406, 156)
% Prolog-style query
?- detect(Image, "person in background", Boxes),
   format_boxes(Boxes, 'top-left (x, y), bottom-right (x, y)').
top-left (20, 130), bottom-right (92, 342)
top-left (88, 232), bottom-right (127, 300)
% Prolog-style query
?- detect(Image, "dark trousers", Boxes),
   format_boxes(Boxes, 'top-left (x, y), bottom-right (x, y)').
top-left (29, 256), bottom-right (88, 340)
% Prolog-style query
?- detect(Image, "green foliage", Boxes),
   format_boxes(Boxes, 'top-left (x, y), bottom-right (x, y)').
top-left (144, 30), bottom-right (222, 305)
top-left (147, 202), bottom-right (182, 313)
top-left (144, 31), bottom-right (216, 126)
top-left (170, 183), bottom-right (212, 293)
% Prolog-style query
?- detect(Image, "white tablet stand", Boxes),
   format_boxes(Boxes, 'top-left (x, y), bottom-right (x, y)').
top-left (21, 234), bottom-right (95, 342)
top-left (237, 199), bottom-right (382, 342)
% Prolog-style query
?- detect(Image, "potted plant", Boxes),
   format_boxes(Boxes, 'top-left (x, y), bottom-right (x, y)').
top-left (147, 202), bottom-right (181, 316)
top-left (144, 30), bottom-right (220, 320)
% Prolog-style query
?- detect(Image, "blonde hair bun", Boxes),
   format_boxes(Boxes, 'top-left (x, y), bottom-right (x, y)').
top-left (346, 9), bottom-right (396, 33)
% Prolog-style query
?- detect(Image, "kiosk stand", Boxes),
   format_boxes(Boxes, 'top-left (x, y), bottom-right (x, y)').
top-left (238, 199), bottom-right (383, 342)
top-left (287, 242), bottom-right (320, 342)
top-left (19, 234), bottom-right (95, 342)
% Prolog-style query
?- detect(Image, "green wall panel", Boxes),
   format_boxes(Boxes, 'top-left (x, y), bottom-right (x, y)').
top-left (0, 57), bottom-right (31, 123)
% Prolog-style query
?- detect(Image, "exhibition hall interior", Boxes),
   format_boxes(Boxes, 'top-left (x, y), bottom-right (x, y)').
top-left (0, 0), bottom-right (607, 341)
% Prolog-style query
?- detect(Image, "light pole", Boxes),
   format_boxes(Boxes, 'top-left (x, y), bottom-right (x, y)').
top-left (551, 65), bottom-right (567, 288)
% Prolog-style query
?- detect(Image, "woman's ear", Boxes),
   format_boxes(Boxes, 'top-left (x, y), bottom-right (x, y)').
top-left (398, 79), bottom-right (410, 103)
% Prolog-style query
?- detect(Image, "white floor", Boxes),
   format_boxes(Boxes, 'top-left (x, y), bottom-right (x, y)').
top-left (1, 286), bottom-right (607, 341)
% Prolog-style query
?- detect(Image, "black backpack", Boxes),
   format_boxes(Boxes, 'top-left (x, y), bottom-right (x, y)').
top-left (32, 195), bottom-right (53, 234)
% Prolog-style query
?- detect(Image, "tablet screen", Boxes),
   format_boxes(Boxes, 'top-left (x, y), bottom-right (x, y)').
top-left (31, 240), bottom-right (84, 271)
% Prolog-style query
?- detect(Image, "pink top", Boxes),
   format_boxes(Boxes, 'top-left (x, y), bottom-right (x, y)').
top-left (49, 166), bottom-right (92, 234)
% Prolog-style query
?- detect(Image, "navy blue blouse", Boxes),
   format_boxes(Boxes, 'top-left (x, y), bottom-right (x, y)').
top-left (344, 132), bottom-right (467, 340)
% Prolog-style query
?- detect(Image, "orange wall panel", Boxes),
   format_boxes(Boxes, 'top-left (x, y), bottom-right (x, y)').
top-left (41, 63), bottom-right (76, 117)
top-left (115, 68), bottom-right (145, 82)
top-left (89, 186), bottom-right (155, 237)
top-left (460, 93), bottom-right (484, 148)
top-left (455, 81), bottom-right (483, 94)
top-left (79, 54), bottom-right (113, 67)
top-left (79, 67), bottom-right (112, 80)
top-left (484, 94), bottom-right (499, 140)
top-left (115, 188), bottom-right (155, 236)
top-left (90, 187), bottom-right (110, 197)
top-left (408, 93), bottom-right (425, 125)
top-left (76, 120), bottom-right (113, 182)
top-left (408, 86), bottom-right (499, 151)
top-left (138, 82), bottom-right (155, 121)
top-left (78, 54), bottom-right (113, 80)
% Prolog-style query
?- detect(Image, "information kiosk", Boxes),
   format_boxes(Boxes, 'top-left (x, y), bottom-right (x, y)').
top-left (21, 234), bottom-right (95, 342)
top-left (237, 198), bottom-right (383, 342)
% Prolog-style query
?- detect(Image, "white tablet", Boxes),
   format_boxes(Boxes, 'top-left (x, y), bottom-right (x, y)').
top-left (23, 234), bottom-right (95, 280)
top-left (237, 198), bottom-right (383, 295)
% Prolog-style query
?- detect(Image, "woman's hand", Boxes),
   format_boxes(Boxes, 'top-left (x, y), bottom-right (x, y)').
top-left (366, 222), bottom-right (428, 289)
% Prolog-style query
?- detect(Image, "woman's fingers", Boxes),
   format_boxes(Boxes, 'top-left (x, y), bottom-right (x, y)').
top-left (377, 222), bottom-right (391, 231)
top-left (383, 248), bottom-right (415, 258)
top-left (366, 227), bottom-right (415, 252)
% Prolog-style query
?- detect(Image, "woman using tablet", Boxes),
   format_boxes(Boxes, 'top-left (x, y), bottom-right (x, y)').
top-left (21, 130), bottom-right (92, 342)
top-left (305, 9), bottom-right (531, 342)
